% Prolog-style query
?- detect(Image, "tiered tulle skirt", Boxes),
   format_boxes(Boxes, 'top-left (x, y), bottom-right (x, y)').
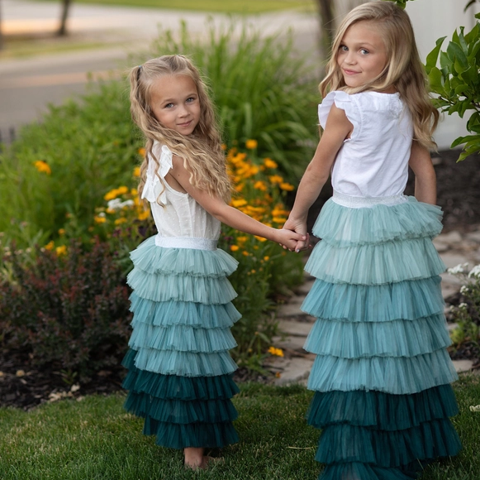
top-left (302, 194), bottom-right (461, 480)
top-left (122, 237), bottom-right (241, 449)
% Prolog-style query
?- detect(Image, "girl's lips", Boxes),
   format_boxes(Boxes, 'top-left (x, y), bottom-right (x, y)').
top-left (343, 69), bottom-right (359, 75)
top-left (177, 120), bottom-right (192, 127)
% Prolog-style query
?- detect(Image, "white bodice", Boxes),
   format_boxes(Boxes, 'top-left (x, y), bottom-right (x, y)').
top-left (141, 142), bottom-right (221, 247)
top-left (319, 90), bottom-right (414, 198)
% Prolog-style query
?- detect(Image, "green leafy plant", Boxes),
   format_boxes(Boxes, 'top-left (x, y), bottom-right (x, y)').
top-left (447, 263), bottom-right (480, 356)
top-left (0, 240), bottom-right (132, 382)
top-left (425, 13), bottom-right (480, 161)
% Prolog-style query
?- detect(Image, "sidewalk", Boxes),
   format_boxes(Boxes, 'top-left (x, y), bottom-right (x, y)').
top-left (270, 227), bottom-right (480, 386)
top-left (0, 0), bottom-right (320, 137)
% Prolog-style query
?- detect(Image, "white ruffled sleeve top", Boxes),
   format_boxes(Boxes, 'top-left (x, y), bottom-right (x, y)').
top-left (141, 141), bottom-right (221, 243)
top-left (318, 90), bottom-right (414, 198)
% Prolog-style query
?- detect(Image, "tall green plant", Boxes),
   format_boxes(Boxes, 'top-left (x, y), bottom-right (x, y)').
top-left (425, 15), bottom-right (480, 161)
top-left (144, 20), bottom-right (319, 179)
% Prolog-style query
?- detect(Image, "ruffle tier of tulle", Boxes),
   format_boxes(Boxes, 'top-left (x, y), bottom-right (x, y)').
top-left (312, 197), bottom-right (443, 246)
top-left (129, 293), bottom-right (241, 329)
top-left (302, 277), bottom-right (444, 323)
top-left (130, 236), bottom-right (238, 277)
top-left (307, 385), bottom-right (458, 431)
top-left (307, 350), bottom-right (457, 395)
top-left (315, 420), bottom-right (461, 467)
top-left (123, 349), bottom-right (238, 449)
top-left (305, 313), bottom-right (451, 358)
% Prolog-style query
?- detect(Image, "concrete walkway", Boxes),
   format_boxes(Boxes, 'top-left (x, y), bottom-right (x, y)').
top-left (270, 226), bottom-right (480, 386)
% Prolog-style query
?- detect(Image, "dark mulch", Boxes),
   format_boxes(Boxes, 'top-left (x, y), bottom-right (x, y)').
top-left (1, 149), bottom-right (479, 411)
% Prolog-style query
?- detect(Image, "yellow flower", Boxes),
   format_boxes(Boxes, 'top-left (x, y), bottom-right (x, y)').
top-left (94, 216), bottom-right (106, 224)
top-left (138, 147), bottom-right (146, 157)
top-left (131, 188), bottom-right (138, 196)
top-left (263, 256), bottom-right (270, 261)
top-left (56, 245), bottom-right (67, 256)
top-left (236, 236), bottom-right (248, 243)
top-left (117, 186), bottom-right (129, 195)
top-left (254, 181), bottom-right (267, 191)
top-left (280, 182), bottom-right (295, 191)
top-left (58, 228), bottom-right (66, 236)
top-left (44, 241), bottom-right (54, 251)
top-left (263, 158), bottom-right (278, 169)
top-left (254, 236), bottom-right (267, 242)
top-left (133, 167), bottom-right (141, 177)
top-left (269, 175), bottom-right (283, 184)
top-left (34, 160), bottom-right (51, 175)
top-left (137, 209), bottom-right (150, 221)
top-left (242, 251), bottom-right (249, 256)
top-left (245, 139), bottom-right (258, 149)
top-left (268, 346), bottom-right (284, 357)
top-left (104, 189), bottom-right (119, 201)
top-left (115, 218), bottom-right (127, 225)
top-left (273, 217), bottom-right (287, 224)
top-left (231, 199), bottom-right (248, 208)
top-left (230, 245), bottom-right (239, 252)
top-left (221, 144), bottom-right (227, 151)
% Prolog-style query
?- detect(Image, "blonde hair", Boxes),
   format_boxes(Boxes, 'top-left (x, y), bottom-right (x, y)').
top-left (320, 1), bottom-right (439, 149)
top-left (129, 54), bottom-right (231, 204)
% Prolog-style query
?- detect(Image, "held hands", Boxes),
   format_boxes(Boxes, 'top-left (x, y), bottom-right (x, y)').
top-left (282, 217), bottom-right (310, 253)
top-left (275, 228), bottom-right (307, 252)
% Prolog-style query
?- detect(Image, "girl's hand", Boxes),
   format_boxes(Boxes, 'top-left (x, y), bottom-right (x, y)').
top-left (283, 218), bottom-right (309, 252)
top-left (275, 228), bottom-right (307, 252)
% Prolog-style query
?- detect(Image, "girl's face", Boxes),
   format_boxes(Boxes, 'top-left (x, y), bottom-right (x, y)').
top-left (150, 74), bottom-right (201, 135)
top-left (337, 20), bottom-right (388, 89)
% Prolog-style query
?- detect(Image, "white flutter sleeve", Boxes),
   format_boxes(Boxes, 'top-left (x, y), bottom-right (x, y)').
top-left (140, 142), bottom-right (173, 204)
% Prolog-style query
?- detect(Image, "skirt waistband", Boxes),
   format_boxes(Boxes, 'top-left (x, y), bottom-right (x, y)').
top-left (155, 235), bottom-right (217, 251)
top-left (332, 191), bottom-right (408, 208)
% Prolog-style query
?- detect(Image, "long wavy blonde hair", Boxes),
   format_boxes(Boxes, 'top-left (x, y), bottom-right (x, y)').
top-left (130, 54), bottom-right (231, 204)
top-left (320, 1), bottom-right (439, 149)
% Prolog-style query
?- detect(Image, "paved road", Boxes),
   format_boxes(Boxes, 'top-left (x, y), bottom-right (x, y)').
top-left (0, 0), bottom-right (320, 141)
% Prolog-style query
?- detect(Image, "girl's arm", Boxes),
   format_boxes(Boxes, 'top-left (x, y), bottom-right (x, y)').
top-left (408, 141), bottom-right (436, 205)
top-left (284, 104), bottom-right (352, 238)
top-left (168, 157), bottom-right (306, 250)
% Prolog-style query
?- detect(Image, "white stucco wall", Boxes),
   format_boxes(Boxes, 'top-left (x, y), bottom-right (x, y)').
top-left (333, 0), bottom-right (480, 149)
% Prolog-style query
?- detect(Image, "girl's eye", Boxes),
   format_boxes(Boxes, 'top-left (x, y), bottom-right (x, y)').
top-left (339, 45), bottom-right (348, 52)
top-left (186, 97), bottom-right (196, 103)
top-left (164, 103), bottom-right (174, 108)
top-left (360, 49), bottom-right (369, 55)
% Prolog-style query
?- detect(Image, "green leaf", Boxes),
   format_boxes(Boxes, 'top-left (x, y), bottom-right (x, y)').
top-left (428, 66), bottom-right (444, 93)
top-left (425, 36), bottom-right (446, 73)
top-left (447, 41), bottom-right (469, 72)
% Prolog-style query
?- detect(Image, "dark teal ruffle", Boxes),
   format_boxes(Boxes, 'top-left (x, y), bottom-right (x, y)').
top-left (307, 385), bottom-right (458, 431)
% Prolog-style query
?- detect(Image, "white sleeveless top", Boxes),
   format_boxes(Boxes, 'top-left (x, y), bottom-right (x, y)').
top-left (141, 142), bottom-right (220, 250)
top-left (319, 91), bottom-right (413, 199)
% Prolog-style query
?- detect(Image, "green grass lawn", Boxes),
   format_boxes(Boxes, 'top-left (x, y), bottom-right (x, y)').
top-left (34, 0), bottom-right (315, 14)
top-left (1, 377), bottom-right (479, 479)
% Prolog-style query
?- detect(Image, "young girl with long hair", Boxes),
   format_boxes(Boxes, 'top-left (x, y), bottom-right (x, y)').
top-left (122, 54), bottom-right (304, 470)
top-left (284, 2), bottom-right (461, 479)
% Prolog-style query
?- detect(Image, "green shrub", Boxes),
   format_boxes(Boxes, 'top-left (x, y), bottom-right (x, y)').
top-left (0, 240), bottom-right (132, 382)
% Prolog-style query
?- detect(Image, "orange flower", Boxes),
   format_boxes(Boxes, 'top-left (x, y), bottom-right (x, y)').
top-left (280, 182), bottom-right (295, 191)
top-left (245, 139), bottom-right (258, 149)
top-left (263, 158), bottom-right (278, 169)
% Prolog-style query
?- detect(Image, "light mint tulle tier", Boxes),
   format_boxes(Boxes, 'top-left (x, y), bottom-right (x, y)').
top-left (302, 277), bottom-right (444, 323)
top-left (315, 419), bottom-right (461, 467)
top-left (305, 313), bottom-right (451, 358)
top-left (122, 350), bottom-right (239, 400)
top-left (307, 350), bottom-right (458, 395)
top-left (134, 347), bottom-right (238, 377)
top-left (312, 197), bottom-right (443, 246)
top-left (130, 236), bottom-right (238, 277)
top-left (123, 350), bottom-right (239, 449)
top-left (128, 322), bottom-right (237, 353)
top-left (307, 385), bottom-right (458, 431)
top-left (305, 237), bottom-right (445, 285)
top-left (144, 417), bottom-right (239, 449)
top-left (128, 267), bottom-right (237, 304)
top-left (129, 294), bottom-right (241, 329)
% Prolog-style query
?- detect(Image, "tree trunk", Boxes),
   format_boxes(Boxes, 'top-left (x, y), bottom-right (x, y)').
top-left (316, 0), bottom-right (336, 55)
top-left (58, 0), bottom-right (72, 36)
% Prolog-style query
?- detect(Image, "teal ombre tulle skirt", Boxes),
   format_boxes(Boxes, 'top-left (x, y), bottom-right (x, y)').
top-left (302, 194), bottom-right (461, 480)
top-left (122, 237), bottom-right (241, 449)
